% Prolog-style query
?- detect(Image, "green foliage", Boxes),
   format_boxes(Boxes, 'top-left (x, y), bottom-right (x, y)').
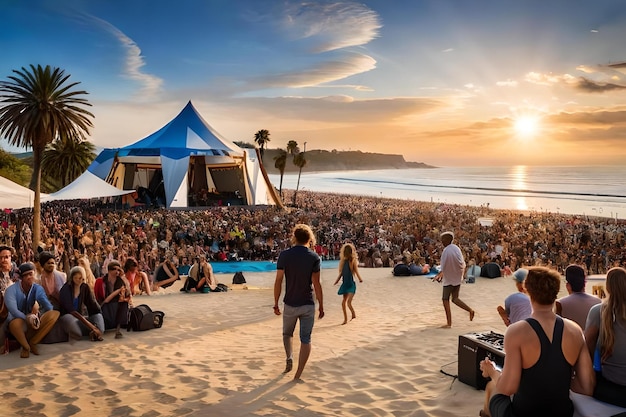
top-left (41, 135), bottom-right (96, 188)
top-left (0, 64), bottom-right (94, 249)
top-left (253, 129), bottom-right (270, 158)
top-left (0, 148), bottom-right (31, 186)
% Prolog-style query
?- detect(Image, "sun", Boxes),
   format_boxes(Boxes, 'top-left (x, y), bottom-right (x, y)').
top-left (514, 115), bottom-right (540, 137)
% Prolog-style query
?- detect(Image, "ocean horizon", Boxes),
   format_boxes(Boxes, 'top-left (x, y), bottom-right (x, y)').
top-left (268, 165), bottom-right (626, 220)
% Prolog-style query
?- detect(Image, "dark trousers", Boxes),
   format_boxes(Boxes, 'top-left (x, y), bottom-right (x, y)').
top-left (101, 301), bottom-right (129, 329)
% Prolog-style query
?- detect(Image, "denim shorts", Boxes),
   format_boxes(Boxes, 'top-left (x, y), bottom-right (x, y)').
top-left (282, 304), bottom-right (315, 344)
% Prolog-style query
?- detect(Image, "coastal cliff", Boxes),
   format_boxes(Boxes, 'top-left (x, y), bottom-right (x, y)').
top-left (261, 149), bottom-right (434, 174)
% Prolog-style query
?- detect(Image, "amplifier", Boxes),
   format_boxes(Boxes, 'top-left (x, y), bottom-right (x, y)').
top-left (458, 331), bottom-right (506, 390)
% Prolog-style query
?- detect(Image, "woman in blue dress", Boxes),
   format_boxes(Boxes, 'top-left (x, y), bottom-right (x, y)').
top-left (334, 243), bottom-right (364, 325)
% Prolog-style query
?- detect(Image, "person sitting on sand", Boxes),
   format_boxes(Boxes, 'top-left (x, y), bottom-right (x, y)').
top-left (392, 256), bottom-right (411, 276)
top-left (153, 256), bottom-right (180, 290)
top-left (584, 266), bottom-right (626, 408)
top-left (334, 243), bottom-right (363, 325)
top-left (497, 268), bottom-right (531, 327)
top-left (479, 266), bottom-right (595, 417)
top-left (94, 261), bottom-right (130, 339)
top-left (59, 266), bottom-right (104, 341)
top-left (409, 257), bottom-right (430, 275)
top-left (5, 262), bottom-right (60, 358)
top-left (123, 257), bottom-right (152, 296)
top-left (182, 256), bottom-right (215, 292)
top-left (556, 264), bottom-right (600, 330)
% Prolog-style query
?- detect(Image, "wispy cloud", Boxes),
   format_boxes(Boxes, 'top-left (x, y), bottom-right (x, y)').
top-left (496, 79), bottom-right (518, 87)
top-left (77, 13), bottom-right (163, 101)
top-left (282, 1), bottom-right (382, 53)
top-left (249, 52), bottom-right (376, 89)
top-left (525, 63), bottom-right (626, 93)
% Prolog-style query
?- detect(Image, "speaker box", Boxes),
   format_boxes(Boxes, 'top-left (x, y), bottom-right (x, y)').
top-left (458, 332), bottom-right (506, 390)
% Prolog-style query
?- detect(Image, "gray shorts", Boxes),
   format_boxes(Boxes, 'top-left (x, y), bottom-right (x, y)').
top-left (282, 304), bottom-right (315, 344)
top-left (442, 284), bottom-right (461, 300)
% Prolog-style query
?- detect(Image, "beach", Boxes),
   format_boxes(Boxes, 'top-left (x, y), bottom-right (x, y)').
top-left (0, 267), bottom-right (582, 417)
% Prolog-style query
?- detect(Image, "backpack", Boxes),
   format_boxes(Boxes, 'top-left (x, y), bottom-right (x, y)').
top-left (127, 304), bottom-right (165, 332)
top-left (232, 271), bottom-right (246, 284)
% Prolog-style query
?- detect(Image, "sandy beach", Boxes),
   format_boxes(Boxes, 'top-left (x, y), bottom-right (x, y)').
top-left (0, 267), bottom-right (581, 417)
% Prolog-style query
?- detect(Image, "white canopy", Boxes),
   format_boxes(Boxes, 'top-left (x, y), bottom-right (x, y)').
top-left (0, 176), bottom-right (43, 209)
top-left (43, 171), bottom-right (133, 202)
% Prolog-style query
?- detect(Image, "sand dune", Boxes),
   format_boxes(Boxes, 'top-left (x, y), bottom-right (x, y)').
top-left (0, 268), bottom-right (577, 417)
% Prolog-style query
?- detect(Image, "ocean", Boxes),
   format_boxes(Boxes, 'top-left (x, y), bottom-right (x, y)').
top-left (268, 165), bottom-right (626, 220)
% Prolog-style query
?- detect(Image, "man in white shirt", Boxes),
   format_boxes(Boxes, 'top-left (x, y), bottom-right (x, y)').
top-left (434, 231), bottom-right (475, 328)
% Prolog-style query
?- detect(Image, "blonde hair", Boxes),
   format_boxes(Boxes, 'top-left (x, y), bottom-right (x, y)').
top-left (338, 243), bottom-right (357, 273)
top-left (69, 265), bottom-right (86, 286)
top-left (600, 267), bottom-right (626, 361)
top-left (77, 256), bottom-right (96, 290)
top-left (291, 224), bottom-right (316, 246)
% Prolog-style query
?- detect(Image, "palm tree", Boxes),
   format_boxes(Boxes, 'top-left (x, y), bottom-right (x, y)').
top-left (292, 150), bottom-right (307, 206)
top-left (0, 64), bottom-right (94, 251)
top-left (273, 149), bottom-right (287, 198)
top-left (286, 140), bottom-right (298, 155)
top-left (42, 133), bottom-right (97, 188)
top-left (253, 129), bottom-right (270, 159)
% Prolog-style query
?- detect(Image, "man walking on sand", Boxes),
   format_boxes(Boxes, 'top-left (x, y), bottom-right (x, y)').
top-left (273, 224), bottom-right (324, 381)
top-left (434, 231), bottom-right (475, 328)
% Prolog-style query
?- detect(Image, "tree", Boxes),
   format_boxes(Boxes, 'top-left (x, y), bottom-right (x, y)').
top-left (0, 148), bottom-right (31, 186)
top-left (253, 129), bottom-right (270, 159)
top-left (42, 133), bottom-right (97, 188)
top-left (273, 149), bottom-right (287, 198)
top-left (286, 140), bottom-right (298, 155)
top-left (292, 150), bottom-right (307, 206)
top-left (0, 64), bottom-right (94, 251)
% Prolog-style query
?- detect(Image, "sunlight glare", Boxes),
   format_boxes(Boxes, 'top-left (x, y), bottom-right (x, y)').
top-left (514, 116), bottom-right (540, 137)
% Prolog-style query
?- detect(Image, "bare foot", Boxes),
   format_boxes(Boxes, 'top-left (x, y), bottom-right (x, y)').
top-left (283, 358), bottom-right (293, 373)
top-left (470, 310), bottom-right (475, 321)
top-left (341, 321), bottom-right (347, 325)
top-left (351, 315), bottom-right (356, 320)
top-left (439, 324), bottom-right (451, 329)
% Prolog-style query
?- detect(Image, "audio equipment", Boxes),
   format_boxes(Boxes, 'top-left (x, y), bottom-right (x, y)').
top-left (458, 331), bottom-right (506, 390)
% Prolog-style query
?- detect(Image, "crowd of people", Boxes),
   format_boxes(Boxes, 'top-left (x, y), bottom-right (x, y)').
top-left (0, 189), bottom-right (624, 412)
top-left (0, 190), bottom-right (623, 281)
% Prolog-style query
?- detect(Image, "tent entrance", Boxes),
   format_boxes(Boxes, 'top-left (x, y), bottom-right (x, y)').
top-left (188, 164), bottom-right (247, 206)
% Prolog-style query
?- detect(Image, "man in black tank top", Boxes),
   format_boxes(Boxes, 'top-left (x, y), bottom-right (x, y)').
top-left (479, 267), bottom-right (595, 417)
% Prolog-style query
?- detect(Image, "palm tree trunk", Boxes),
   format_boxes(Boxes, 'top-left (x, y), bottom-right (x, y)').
top-left (279, 173), bottom-right (284, 198)
top-left (293, 166), bottom-right (303, 206)
top-left (31, 147), bottom-right (42, 252)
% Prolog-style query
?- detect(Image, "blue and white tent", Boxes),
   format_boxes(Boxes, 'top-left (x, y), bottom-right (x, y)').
top-left (61, 101), bottom-right (281, 208)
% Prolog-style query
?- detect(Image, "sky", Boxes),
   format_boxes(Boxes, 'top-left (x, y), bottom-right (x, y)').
top-left (2, 0), bottom-right (626, 167)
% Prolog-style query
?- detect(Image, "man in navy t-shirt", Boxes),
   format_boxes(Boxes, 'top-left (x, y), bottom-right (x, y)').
top-left (273, 224), bottom-right (324, 381)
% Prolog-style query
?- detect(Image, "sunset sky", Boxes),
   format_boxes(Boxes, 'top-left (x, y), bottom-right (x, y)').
top-left (2, 0), bottom-right (626, 166)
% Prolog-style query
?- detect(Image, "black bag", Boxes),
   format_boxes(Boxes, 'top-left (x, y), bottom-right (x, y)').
top-left (216, 283), bottom-right (229, 292)
top-left (232, 271), bottom-right (246, 284)
top-left (127, 304), bottom-right (165, 331)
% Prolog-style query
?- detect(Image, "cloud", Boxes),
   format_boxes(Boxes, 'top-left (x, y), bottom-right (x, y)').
top-left (227, 95), bottom-right (447, 123)
top-left (576, 77), bottom-right (626, 92)
top-left (77, 13), bottom-right (163, 101)
top-left (249, 52), bottom-right (377, 89)
top-left (524, 69), bottom-right (626, 92)
top-left (496, 80), bottom-right (518, 87)
top-left (282, 1), bottom-right (382, 53)
top-left (524, 71), bottom-right (578, 86)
